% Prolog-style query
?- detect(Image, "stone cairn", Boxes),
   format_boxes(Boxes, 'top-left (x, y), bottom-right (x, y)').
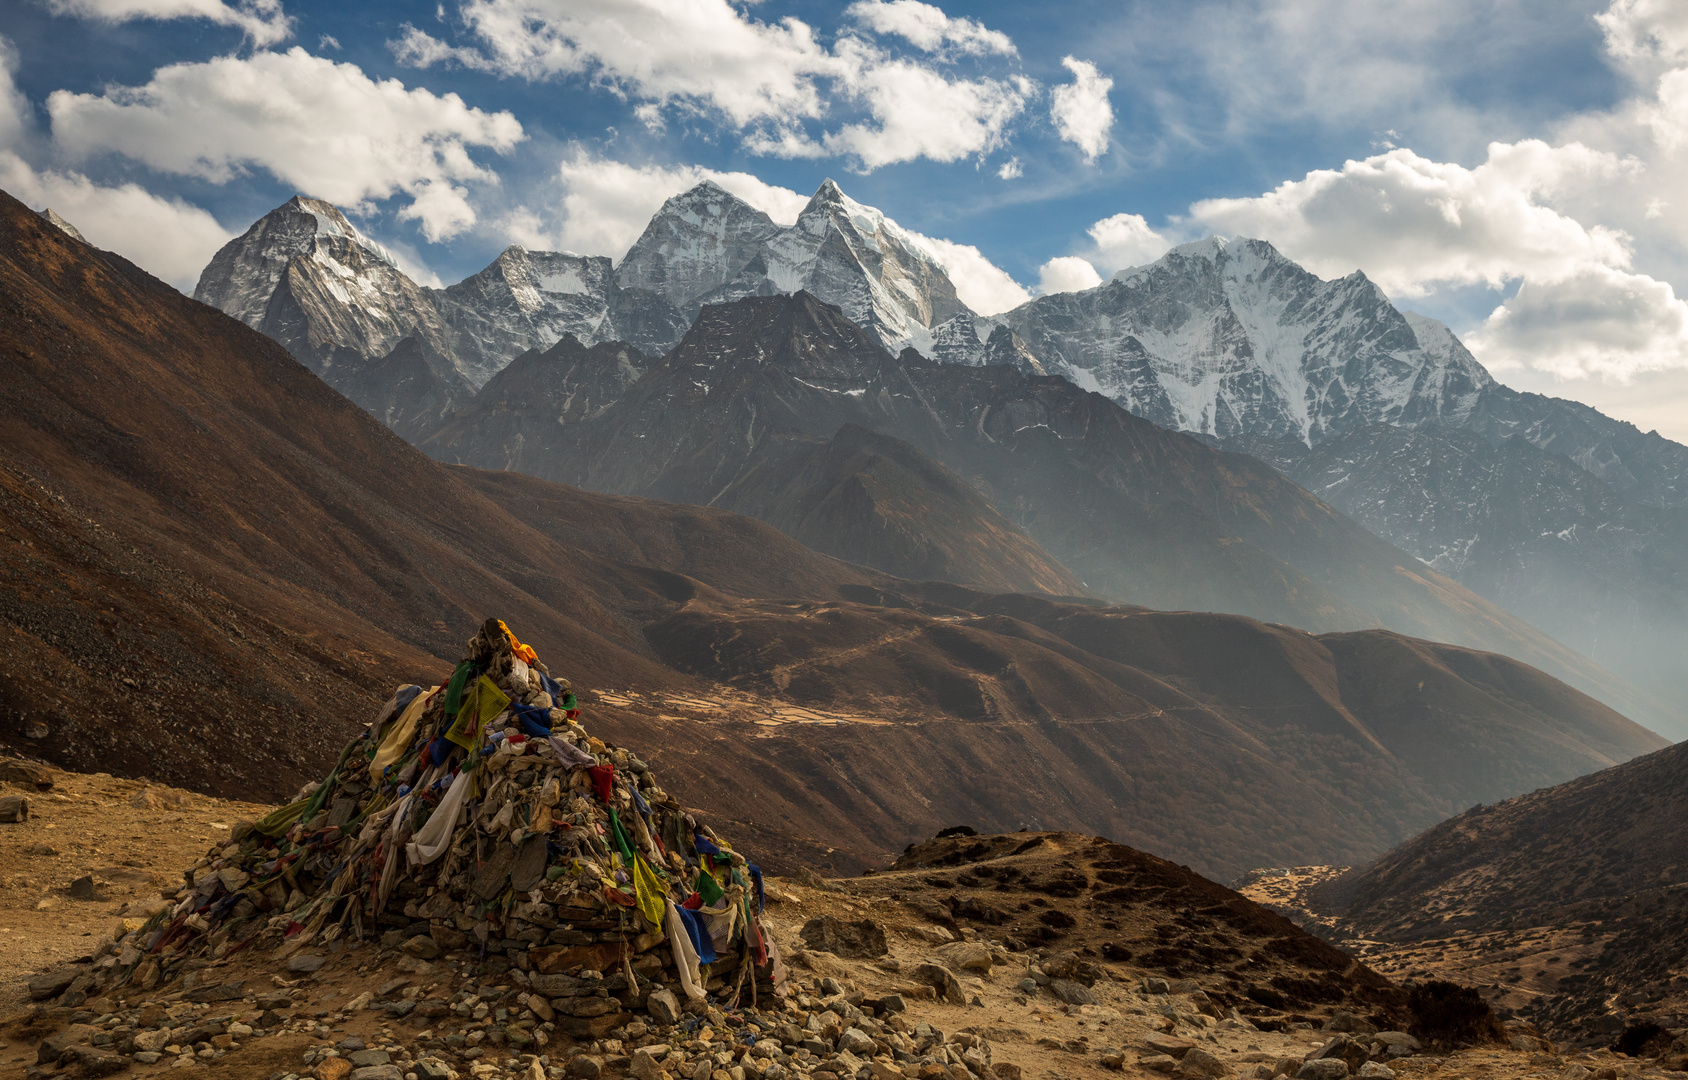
top-left (73, 619), bottom-right (785, 1038)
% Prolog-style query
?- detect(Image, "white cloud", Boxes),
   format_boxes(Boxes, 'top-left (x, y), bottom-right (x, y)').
top-left (901, 232), bottom-right (1029, 314)
top-left (1033, 211), bottom-right (1171, 292)
top-left (402, 0), bottom-right (835, 127)
top-left (507, 149), bottom-right (808, 258)
top-left (1049, 56), bottom-right (1114, 162)
top-left (1597, 0), bottom-right (1688, 72)
top-left (997, 156), bottom-right (1022, 179)
top-left (46, 48), bottom-right (524, 242)
top-left (399, 0), bottom-right (1026, 171)
top-left (1645, 67), bottom-right (1688, 152)
top-left (1037, 255), bottom-right (1103, 295)
top-left (845, 0), bottom-right (1015, 56)
top-left (1466, 264), bottom-right (1688, 379)
top-left (1087, 212), bottom-right (1171, 272)
top-left (45, 0), bottom-right (292, 46)
top-left (1185, 142), bottom-right (1636, 297)
top-left (818, 41), bottom-right (1028, 169)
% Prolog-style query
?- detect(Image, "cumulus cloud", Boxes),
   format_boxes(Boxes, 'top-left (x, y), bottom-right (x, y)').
top-left (817, 41), bottom-right (1028, 168)
top-left (1467, 264), bottom-right (1688, 378)
top-left (1037, 255), bottom-right (1103, 295)
top-left (1034, 211), bottom-right (1171, 294)
top-left (901, 232), bottom-right (1029, 314)
top-left (46, 48), bottom-right (524, 241)
top-left (845, 0), bottom-right (1015, 56)
top-left (1597, 0), bottom-right (1688, 72)
top-left (1049, 57), bottom-right (1114, 162)
top-left (44, 0), bottom-right (292, 46)
top-left (997, 156), bottom-right (1022, 179)
top-left (1087, 212), bottom-right (1171, 272)
top-left (397, 0), bottom-right (1026, 171)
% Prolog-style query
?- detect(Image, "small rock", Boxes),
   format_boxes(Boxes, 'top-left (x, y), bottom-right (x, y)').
top-left (1140, 1055), bottom-right (1179, 1074)
top-left (1143, 978), bottom-right (1171, 995)
top-left (1050, 979), bottom-right (1096, 1006)
top-left (567, 1056), bottom-right (602, 1079)
top-left (350, 1066), bottom-right (406, 1080)
top-left (838, 1028), bottom-right (877, 1056)
top-left (1323, 1012), bottom-right (1376, 1037)
top-left (402, 936), bottom-right (440, 960)
top-left (1296, 1061), bottom-right (1350, 1080)
top-left (646, 987), bottom-right (680, 1027)
top-left (349, 1050), bottom-right (393, 1067)
top-left (68, 874), bottom-right (104, 900)
top-left (287, 954), bottom-right (326, 974)
top-left (316, 1060), bottom-right (354, 1080)
top-left (793, 867), bottom-right (845, 893)
top-left (1356, 1065), bottom-right (1394, 1079)
top-left (0, 794), bottom-right (29, 822)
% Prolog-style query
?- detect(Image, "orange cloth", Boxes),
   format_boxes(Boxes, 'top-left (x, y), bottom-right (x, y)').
top-left (497, 619), bottom-right (538, 665)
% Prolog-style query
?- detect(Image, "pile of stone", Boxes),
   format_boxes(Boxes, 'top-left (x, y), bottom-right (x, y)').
top-left (50, 618), bottom-right (785, 1024)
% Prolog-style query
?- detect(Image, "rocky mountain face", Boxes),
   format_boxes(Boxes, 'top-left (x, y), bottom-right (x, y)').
top-left (997, 236), bottom-right (1688, 511)
top-left (193, 179), bottom-right (974, 410)
top-left (1000, 238), bottom-right (1492, 445)
top-left (1234, 425), bottom-right (1688, 710)
top-left (422, 290), bottom-right (1683, 740)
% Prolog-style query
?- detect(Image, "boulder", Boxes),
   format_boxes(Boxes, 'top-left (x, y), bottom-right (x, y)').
top-left (1177, 1048), bottom-right (1233, 1078)
top-left (800, 916), bottom-right (887, 959)
top-left (1324, 1012), bottom-right (1377, 1036)
top-left (910, 963), bottom-right (966, 1005)
top-left (936, 942), bottom-right (993, 972)
top-left (1145, 1035), bottom-right (1196, 1059)
top-left (0, 794), bottom-right (28, 822)
top-left (27, 965), bottom-right (88, 1000)
top-left (1051, 979), bottom-right (1096, 1006)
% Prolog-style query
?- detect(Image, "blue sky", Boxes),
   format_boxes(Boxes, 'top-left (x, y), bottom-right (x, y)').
top-left (5, 0), bottom-right (1688, 438)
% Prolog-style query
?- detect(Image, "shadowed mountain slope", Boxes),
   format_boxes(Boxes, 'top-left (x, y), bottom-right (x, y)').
top-left (1231, 424), bottom-right (1688, 714)
top-left (0, 188), bottom-right (1665, 885)
top-left (1340, 739), bottom-right (1688, 1040)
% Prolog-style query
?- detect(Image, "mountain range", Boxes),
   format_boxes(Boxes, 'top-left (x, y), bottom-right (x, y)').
top-left (0, 187), bottom-right (1668, 884)
top-left (188, 180), bottom-right (1688, 736)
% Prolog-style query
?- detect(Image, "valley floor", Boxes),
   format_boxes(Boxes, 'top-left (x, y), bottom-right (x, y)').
top-left (0, 761), bottom-right (1666, 1080)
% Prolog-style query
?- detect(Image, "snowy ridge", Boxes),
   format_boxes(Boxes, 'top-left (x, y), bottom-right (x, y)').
top-left (1000, 236), bottom-right (1492, 446)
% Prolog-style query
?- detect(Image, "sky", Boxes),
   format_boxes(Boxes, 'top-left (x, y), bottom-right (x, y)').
top-left (4, 0), bottom-right (1688, 439)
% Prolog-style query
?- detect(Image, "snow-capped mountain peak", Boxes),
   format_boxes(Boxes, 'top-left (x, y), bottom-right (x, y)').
top-left (1001, 234), bottom-right (1491, 445)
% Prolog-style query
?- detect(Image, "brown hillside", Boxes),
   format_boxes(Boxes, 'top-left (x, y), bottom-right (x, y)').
top-left (1338, 739), bottom-right (1688, 1042)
